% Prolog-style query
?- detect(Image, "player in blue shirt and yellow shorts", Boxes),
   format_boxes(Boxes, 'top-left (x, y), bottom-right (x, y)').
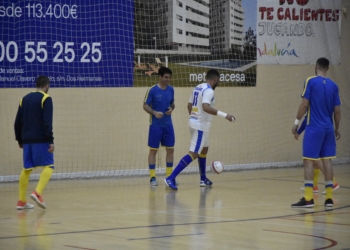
top-left (143, 67), bottom-right (175, 186)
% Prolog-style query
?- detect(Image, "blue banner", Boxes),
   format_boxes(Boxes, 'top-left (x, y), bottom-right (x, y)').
top-left (0, 1), bottom-right (134, 87)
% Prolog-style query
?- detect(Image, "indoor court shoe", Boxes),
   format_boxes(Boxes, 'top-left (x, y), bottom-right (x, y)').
top-left (30, 191), bottom-right (46, 209)
top-left (291, 197), bottom-right (314, 208)
top-left (322, 183), bottom-right (340, 195)
top-left (300, 186), bottom-right (318, 193)
top-left (150, 177), bottom-right (158, 186)
top-left (16, 201), bottom-right (34, 210)
top-left (324, 198), bottom-right (334, 207)
top-left (200, 178), bottom-right (213, 187)
top-left (164, 178), bottom-right (178, 190)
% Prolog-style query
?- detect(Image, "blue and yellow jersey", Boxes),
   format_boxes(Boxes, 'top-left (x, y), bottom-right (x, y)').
top-left (302, 76), bottom-right (341, 129)
top-left (14, 91), bottom-right (54, 144)
top-left (144, 84), bottom-right (174, 127)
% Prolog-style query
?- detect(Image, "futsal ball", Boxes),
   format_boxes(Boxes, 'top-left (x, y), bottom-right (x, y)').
top-left (211, 161), bottom-right (224, 174)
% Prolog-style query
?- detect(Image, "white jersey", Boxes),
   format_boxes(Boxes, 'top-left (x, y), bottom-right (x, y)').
top-left (188, 83), bottom-right (215, 132)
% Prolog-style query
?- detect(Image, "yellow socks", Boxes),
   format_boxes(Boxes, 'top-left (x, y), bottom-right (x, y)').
top-left (166, 162), bottom-right (173, 177)
top-left (304, 180), bottom-right (313, 201)
top-left (19, 169), bottom-right (32, 201)
top-left (36, 167), bottom-right (53, 195)
top-left (325, 181), bottom-right (333, 200)
top-left (149, 164), bottom-right (156, 178)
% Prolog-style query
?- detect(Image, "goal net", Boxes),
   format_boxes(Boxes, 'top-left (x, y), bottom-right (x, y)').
top-left (0, 0), bottom-right (349, 186)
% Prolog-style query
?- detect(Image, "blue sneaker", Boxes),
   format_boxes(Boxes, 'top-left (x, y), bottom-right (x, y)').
top-left (164, 178), bottom-right (178, 190)
top-left (200, 178), bottom-right (213, 187)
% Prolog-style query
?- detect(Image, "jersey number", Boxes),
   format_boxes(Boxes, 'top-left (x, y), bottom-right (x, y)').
top-left (192, 91), bottom-right (199, 106)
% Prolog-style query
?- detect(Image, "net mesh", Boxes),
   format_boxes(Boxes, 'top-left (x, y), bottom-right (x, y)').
top-left (0, 0), bottom-right (349, 188)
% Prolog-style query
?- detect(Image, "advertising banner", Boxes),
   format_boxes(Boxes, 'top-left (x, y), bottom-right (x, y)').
top-left (0, 1), bottom-right (134, 87)
top-left (257, 0), bottom-right (341, 64)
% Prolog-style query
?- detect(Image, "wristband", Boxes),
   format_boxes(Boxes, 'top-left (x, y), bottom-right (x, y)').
top-left (294, 119), bottom-right (300, 125)
top-left (217, 111), bottom-right (227, 118)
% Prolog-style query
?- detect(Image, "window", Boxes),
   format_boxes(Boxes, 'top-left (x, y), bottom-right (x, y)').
top-left (177, 29), bottom-right (183, 35)
top-left (176, 14), bottom-right (183, 21)
top-left (177, 0), bottom-right (183, 7)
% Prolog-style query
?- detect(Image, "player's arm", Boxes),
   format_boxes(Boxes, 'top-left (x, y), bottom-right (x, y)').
top-left (165, 102), bottom-right (175, 116)
top-left (334, 105), bottom-right (341, 140)
top-left (187, 102), bottom-right (192, 115)
top-left (14, 103), bottom-right (23, 148)
top-left (43, 97), bottom-right (54, 152)
top-left (202, 103), bottom-right (235, 122)
top-left (201, 89), bottom-right (235, 122)
top-left (297, 116), bottom-right (307, 135)
top-left (143, 88), bottom-right (163, 118)
top-left (292, 98), bottom-right (309, 134)
top-left (143, 103), bottom-right (163, 119)
top-left (294, 116), bottom-right (307, 140)
top-left (166, 88), bottom-right (175, 116)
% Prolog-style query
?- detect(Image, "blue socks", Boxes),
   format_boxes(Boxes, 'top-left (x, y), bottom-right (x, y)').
top-left (167, 154), bottom-right (193, 179)
top-left (198, 155), bottom-right (207, 181)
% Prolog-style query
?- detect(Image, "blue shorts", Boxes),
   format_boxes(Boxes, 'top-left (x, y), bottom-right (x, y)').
top-left (303, 126), bottom-right (336, 160)
top-left (148, 125), bottom-right (175, 149)
top-left (23, 143), bottom-right (54, 169)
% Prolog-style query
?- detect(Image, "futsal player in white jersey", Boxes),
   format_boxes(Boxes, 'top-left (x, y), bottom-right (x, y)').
top-left (164, 69), bottom-right (235, 190)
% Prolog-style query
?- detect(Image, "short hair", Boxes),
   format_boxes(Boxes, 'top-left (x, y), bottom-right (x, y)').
top-left (316, 57), bottom-right (329, 70)
top-left (206, 69), bottom-right (220, 80)
top-left (36, 76), bottom-right (50, 88)
top-left (158, 67), bottom-right (172, 77)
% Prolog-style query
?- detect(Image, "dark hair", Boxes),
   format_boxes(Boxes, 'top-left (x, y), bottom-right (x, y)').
top-left (316, 57), bottom-right (329, 70)
top-left (36, 76), bottom-right (50, 88)
top-left (206, 69), bottom-right (220, 80)
top-left (158, 67), bottom-right (172, 77)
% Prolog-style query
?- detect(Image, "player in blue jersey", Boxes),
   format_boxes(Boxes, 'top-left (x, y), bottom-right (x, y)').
top-left (14, 76), bottom-right (55, 210)
top-left (291, 58), bottom-right (341, 208)
top-left (295, 115), bottom-right (340, 194)
top-left (164, 69), bottom-right (235, 190)
top-left (143, 67), bottom-right (175, 186)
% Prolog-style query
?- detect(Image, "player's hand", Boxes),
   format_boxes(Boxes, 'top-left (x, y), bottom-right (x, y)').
top-left (165, 107), bottom-right (173, 116)
top-left (292, 125), bottom-right (298, 135)
top-left (225, 114), bottom-right (235, 122)
top-left (294, 133), bottom-right (300, 140)
top-left (48, 144), bottom-right (55, 153)
top-left (335, 130), bottom-right (341, 140)
top-left (153, 111), bottom-right (164, 119)
top-left (18, 144), bottom-right (23, 149)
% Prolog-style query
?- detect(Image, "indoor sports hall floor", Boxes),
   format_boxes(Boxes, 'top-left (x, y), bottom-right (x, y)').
top-left (0, 164), bottom-right (349, 250)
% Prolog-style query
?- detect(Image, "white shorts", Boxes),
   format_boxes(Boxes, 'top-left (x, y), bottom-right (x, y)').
top-left (189, 127), bottom-right (209, 153)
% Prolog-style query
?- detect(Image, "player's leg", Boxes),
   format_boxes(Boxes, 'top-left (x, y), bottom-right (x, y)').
top-left (300, 160), bottom-right (321, 192)
top-left (320, 127), bottom-right (337, 206)
top-left (162, 125), bottom-right (175, 178)
top-left (198, 146), bottom-right (209, 181)
top-left (303, 159), bottom-right (314, 200)
top-left (292, 127), bottom-right (323, 208)
top-left (165, 148), bottom-right (174, 177)
top-left (30, 143), bottom-right (54, 209)
top-left (17, 144), bottom-right (34, 210)
top-left (148, 149), bottom-right (158, 185)
top-left (198, 145), bottom-right (212, 187)
top-left (165, 128), bottom-right (204, 189)
top-left (312, 160), bottom-right (323, 192)
top-left (148, 125), bottom-right (162, 186)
